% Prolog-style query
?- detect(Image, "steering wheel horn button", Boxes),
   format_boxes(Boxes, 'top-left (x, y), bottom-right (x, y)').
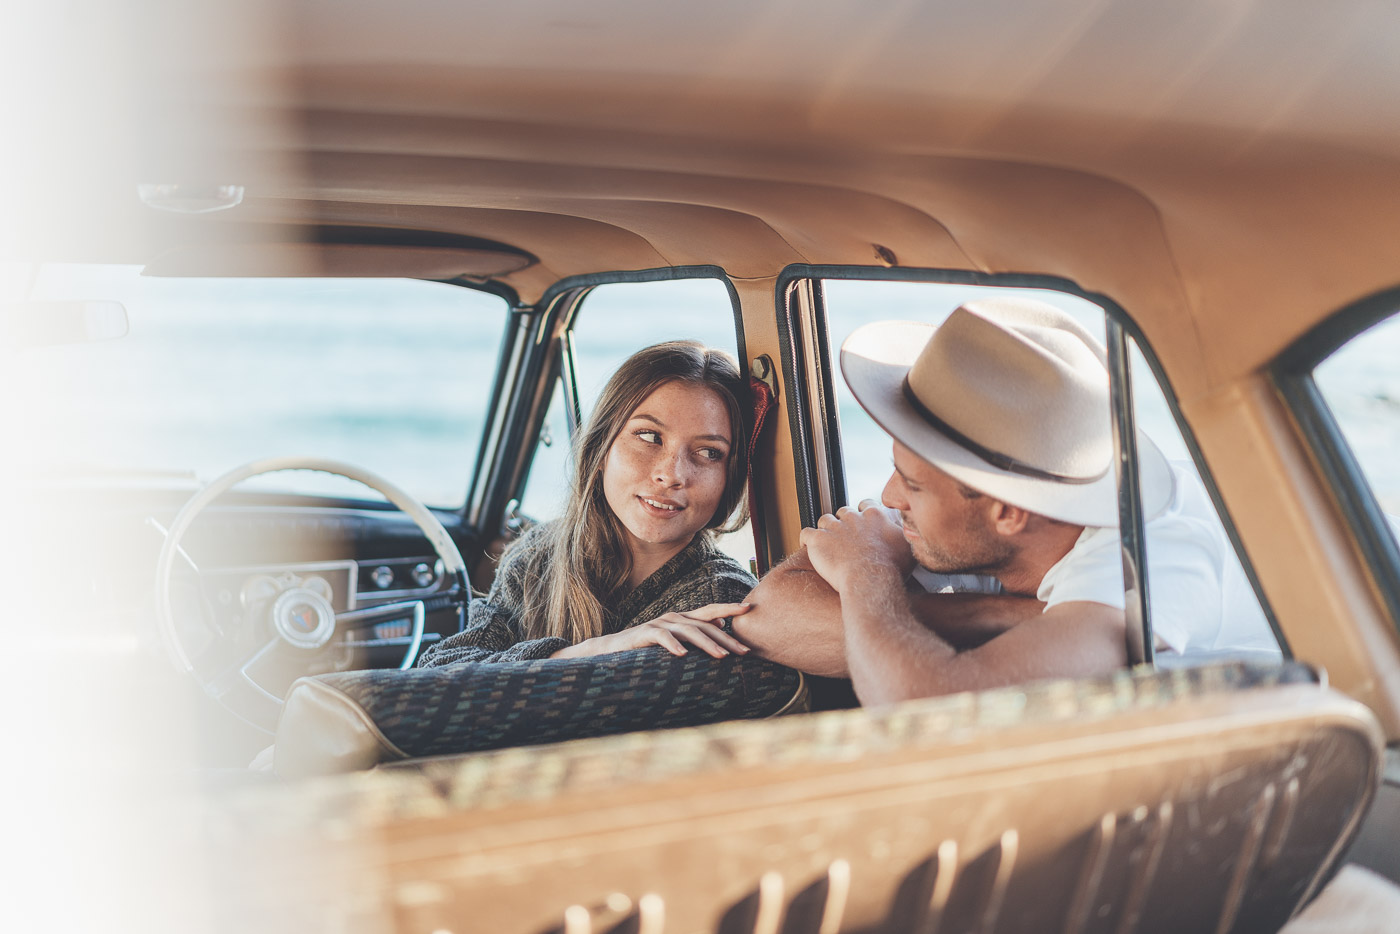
top-left (272, 588), bottom-right (337, 650)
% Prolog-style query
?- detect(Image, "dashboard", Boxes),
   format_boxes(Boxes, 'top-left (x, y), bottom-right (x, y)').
top-left (197, 554), bottom-right (453, 673)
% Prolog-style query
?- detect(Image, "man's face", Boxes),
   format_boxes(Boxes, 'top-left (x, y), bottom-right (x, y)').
top-left (881, 441), bottom-right (1013, 575)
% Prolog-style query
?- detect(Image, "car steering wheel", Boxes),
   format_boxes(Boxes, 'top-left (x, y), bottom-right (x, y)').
top-left (154, 456), bottom-right (469, 734)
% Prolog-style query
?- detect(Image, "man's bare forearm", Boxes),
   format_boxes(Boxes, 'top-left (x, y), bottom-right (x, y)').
top-left (907, 592), bottom-right (1045, 650)
top-left (848, 590), bottom-right (1125, 703)
top-left (842, 568), bottom-right (959, 706)
top-left (734, 553), bottom-right (1045, 677)
top-left (730, 548), bottom-right (849, 677)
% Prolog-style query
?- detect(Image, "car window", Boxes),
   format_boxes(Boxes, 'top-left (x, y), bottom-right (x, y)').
top-left (1123, 334), bottom-right (1281, 656)
top-left (1313, 311), bottom-right (1400, 541)
top-left (8, 264), bottom-right (508, 508)
top-left (518, 277), bottom-right (754, 567)
top-left (815, 278), bottom-right (1277, 657)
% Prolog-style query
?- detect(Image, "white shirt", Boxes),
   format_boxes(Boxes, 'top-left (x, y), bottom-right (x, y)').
top-left (1037, 463), bottom-right (1280, 656)
top-left (907, 463), bottom-right (1281, 657)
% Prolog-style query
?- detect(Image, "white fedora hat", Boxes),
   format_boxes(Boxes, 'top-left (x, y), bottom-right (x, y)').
top-left (840, 297), bottom-right (1173, 528)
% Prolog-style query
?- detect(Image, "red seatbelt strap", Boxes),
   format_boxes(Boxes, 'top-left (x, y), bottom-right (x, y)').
top-left (746, 356), bottom-right (778, 573)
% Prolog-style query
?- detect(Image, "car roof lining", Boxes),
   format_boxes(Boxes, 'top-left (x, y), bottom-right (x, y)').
top-left (51, 0), bottom-right (1400, 401)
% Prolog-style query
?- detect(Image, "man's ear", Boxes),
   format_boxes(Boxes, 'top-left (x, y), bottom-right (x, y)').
top-left (988, 499), bottom-right (1030, 536)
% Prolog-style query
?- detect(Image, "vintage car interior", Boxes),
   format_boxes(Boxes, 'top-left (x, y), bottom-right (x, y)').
top-left (9, 0), bottom-right (1400, 932)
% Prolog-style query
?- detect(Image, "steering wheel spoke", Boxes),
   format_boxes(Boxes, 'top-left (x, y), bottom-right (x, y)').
top-left (155, 457), bottom-right (468, 733)
top-left (335, 600), bottom-right (427, 671)
top-left (195, 637), bottom-right (293, 728)
top-left (205, 637), bottom-right (282, 697)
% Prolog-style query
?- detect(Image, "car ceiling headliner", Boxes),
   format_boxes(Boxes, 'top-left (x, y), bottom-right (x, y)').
top-left (25, 0), bottom-right (1400, 401)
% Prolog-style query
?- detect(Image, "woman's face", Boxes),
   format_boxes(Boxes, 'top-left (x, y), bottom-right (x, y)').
top-left (602, 380), bottom-right (733, 567)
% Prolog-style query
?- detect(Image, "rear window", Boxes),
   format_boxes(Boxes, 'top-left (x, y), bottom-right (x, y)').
top-left (1314, 311), bottom-right (1400, 522)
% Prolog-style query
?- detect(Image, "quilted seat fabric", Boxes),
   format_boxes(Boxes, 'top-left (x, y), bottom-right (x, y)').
top-left (308, 647), bottom-right (805, 760)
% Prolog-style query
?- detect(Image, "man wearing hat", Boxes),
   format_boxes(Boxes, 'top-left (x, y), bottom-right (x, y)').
top-left (730, 297), bottom-right (1278, 703)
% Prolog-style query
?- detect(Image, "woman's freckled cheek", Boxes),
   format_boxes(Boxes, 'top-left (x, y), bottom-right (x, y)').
top-left (613, 439), bottom-right (648, 478)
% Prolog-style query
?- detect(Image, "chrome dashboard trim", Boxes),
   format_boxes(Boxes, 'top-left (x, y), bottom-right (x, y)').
top-left (215, 560), bottom-right (360, 610)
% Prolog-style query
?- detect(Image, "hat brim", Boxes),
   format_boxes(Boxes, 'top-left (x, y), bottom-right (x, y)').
top-left (840, 320), bottom-right (1173, 528)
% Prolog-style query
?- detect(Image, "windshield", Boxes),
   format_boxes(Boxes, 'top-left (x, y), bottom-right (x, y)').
top-left (9, 264), bottom-right (508, 507)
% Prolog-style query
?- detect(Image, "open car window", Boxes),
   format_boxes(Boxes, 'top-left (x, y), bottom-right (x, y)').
top-left (9, 264), bottom-right (508, 508)
top-left (810, 276), bottom-right (1279, 659)
top-left (518, 276), bottom-right (755, 566)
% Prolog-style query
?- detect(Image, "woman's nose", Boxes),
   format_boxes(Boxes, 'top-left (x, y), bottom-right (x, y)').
top-left (653, 447), bottom-right (687, 486)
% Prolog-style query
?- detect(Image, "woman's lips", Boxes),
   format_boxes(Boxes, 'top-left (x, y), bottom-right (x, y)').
top-left (638, 495), bottom-right (685, 517)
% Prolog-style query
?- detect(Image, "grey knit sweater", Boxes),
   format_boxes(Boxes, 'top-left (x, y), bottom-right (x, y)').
top-left (418, 523), bottom-right (757, 667)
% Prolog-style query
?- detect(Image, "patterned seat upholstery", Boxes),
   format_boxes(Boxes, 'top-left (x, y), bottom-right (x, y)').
top-left (272, 649), bottom-right (807, 776)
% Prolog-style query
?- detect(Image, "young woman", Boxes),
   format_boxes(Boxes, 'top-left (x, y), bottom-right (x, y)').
top-left (270, 342), bottom-right (804, 774)
top-left (417, 340), bottom-right (758, 667)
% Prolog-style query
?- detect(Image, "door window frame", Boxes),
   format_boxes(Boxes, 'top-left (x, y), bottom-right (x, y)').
top-left (1272, 284), bottom-right (1400, 637)
top-left (775, 264), bottom-right (1287, 664)
top-left (473, 266), bottom-right (746, 542)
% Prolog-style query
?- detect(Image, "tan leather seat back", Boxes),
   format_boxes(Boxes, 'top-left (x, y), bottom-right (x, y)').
top-left (212, 664), bottom-right (1383, 934)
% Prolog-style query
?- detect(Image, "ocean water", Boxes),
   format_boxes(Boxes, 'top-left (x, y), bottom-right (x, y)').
top-left (13, 267), bottom-right (1399, 536)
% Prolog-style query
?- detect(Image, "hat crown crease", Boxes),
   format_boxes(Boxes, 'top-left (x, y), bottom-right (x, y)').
top-left (906, 307), bottom-right (1110, 479)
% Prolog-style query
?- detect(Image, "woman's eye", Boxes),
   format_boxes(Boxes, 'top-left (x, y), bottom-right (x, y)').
top-left (698, 447), bottom-right (726, 462)
top-left (636, 429), bottom-right (661, 444)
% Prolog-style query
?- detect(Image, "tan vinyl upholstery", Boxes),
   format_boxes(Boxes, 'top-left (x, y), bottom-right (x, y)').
top-left (211, 663), bottom-right (1382, 933)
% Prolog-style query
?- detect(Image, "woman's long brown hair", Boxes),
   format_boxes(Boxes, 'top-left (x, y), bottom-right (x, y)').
top-left (515, 340), bottom-right (750, 644)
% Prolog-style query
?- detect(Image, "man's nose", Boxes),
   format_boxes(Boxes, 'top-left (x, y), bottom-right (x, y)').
top-left (881, 471), bottom-right (904, 509)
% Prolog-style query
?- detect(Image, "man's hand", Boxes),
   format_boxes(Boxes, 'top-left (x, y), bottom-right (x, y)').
top-left (799, 500), bottom-right (911, 593)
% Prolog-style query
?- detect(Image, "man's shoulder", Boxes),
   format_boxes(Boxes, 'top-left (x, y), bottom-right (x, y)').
top-left (1051, 525), bottom-right (1120, 570)
top-left (1038, 526), bottom-right (1126, 607)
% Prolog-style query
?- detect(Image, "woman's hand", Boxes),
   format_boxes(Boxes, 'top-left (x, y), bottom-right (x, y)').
top-left (551, 603), bottom-right (753, 659)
